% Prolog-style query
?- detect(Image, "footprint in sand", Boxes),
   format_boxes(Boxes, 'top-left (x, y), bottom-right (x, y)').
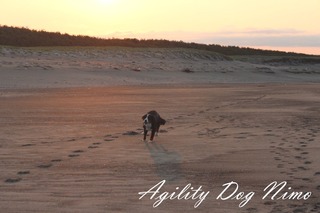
top-left (5, 178), bottom-right (22, 183)
top-left (122, 131), bottom-right (139, 136)
top-left (51, 159), bottom-right (62, 162)
top-left (17, 171), bottom-right (30, 175)
top-left (302, 178), bottom-right (311, 182)
top-left (67, 150), bottom-right (84, 157)
top-left (21, 143), bottom-right (35, 147)
top-left (73, 150), bottom-right (84, 153)
top-left (304, 161), bottom-right (312, 165)
top-left (103, 133), bottom-right (120, 141)
top-left (297, 166), bottom-right (308, 171)
top-left (274, 157), bottom-right (281, 161)
top-left (292, 207), bottom-right (308, 213)
top-left (246, 207), bottom-right (258, 213)
top-left (88, 145), bottom-right (99, 149)
top-left (41, 141), bottom-right (52, 144)
top-left (264, 201), bottom-right (276, 206)
top-left (187, 113), bottom-right (195, 116)
top-left (311, 203), bottom-right (320, 212)
top-left (37, 164), bottom-right (52, 168)
top-left (277, 164), bottom-right (284, 169)
top-left (68, 154), bottom-right (80, 157)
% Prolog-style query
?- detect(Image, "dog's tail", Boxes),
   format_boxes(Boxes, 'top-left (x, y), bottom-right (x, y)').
top-left (159, 117), bottom-right (166, 125)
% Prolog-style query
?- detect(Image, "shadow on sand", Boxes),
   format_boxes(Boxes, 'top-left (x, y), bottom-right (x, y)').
top-left (144, 141), bottom-right (182, 181)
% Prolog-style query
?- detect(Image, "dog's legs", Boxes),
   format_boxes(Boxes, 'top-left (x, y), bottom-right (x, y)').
top-left (150, 129), bottom-right (156, 142)
top-left (143, 127), bottom-right (147, 141)
top-left (155, 124), bottom-right (160, 136)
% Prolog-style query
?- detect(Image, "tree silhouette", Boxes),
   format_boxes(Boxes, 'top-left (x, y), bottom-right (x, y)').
top-left (0, 25), bottom-right (309, 56)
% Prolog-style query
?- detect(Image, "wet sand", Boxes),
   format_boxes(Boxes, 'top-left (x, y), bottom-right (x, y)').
top-left (1, 84), bottom-right (320, 212)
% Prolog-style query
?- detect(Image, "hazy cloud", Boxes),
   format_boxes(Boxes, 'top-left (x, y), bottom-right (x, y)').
top-left (215, 28), bottom-right (305, 36)
top-left (197, 35), bottom-right (320, 47)
top-left (106, 29), bottom-right (320, 48)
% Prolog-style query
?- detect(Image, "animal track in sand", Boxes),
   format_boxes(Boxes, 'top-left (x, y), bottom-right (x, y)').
top-left (68, 154), bottom-right (80, 157)
top-left (246, 207), bottom-right (258, 213)
top-left (122, 131), bottom-right (139, 136)
top-left (292, 207), bottom-right (308, 213)
top-left (302, 178), bottom-right (311, 182)
top-left (277, 164), bottom-right (284, 168)
top-left (17, 171), bottom-right (30, 175)
top-left (264, 201), bottom-right (276, 206)
top-left (72, 150), bottom-right (84, 153)
top-left (5, 178), bottom-right (22, 183)
top-left (5, 135), bottom-right (108, 185)
top-left (311, 203), bottom-right (320, 212)
top-left (21, 143), bottom-right (35, 147)
top-left (297, 166), bottom-right (308, 171)
top-left (88, 145), bottom-right (99, 149)
top-left (37, 163), bottom-right (52, 168)
top-left (103, 134), bottom-right (118, 141)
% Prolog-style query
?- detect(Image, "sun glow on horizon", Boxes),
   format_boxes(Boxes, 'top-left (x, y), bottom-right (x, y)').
top-left (95, 0), bottom-right (118, 7)
top-left (0, 0), bottom-right (319, 54)
top-left (97, 0), bottom-right (115, 4)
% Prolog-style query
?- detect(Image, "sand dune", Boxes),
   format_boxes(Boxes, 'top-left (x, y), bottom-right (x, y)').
top-left (0, 47), bottom-right (320, 212)
top-left (1, 46), bottom-right (320, 89)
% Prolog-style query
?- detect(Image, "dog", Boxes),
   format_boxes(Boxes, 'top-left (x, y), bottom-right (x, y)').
top-left (142, 110), bottom-right (166, 142)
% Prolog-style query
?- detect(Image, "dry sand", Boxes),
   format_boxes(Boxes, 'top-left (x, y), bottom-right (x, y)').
top-left (1, 46), bottom-right (320, 88)
top-left (0, 46), bottom-right (320, 212)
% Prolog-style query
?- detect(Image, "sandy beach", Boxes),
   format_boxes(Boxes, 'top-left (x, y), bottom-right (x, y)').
top-left (1, 46), bottom-right (320, 212)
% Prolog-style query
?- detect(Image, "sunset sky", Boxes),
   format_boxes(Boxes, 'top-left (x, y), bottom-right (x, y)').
top-left (1, 0), bottom-right (319, 54)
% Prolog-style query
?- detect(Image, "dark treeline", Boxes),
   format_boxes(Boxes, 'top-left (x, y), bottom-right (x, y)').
top-left (0, 25), bottom-right (308, 56)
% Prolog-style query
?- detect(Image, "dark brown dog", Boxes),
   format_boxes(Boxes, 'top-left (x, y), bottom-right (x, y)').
top-left (142, 110), bottom-right (166, 142)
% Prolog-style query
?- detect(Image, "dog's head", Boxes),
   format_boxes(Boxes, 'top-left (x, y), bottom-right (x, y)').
top-left (142, 113), bottom-right (154, 130)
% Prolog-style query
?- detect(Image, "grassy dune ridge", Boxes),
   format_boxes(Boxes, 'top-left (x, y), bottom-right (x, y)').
top-left (0, 25), bottom-right (314, 56)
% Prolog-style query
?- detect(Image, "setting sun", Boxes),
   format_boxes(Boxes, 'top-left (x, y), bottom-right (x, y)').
top-left (96, 0), bottom-right (116, 5)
